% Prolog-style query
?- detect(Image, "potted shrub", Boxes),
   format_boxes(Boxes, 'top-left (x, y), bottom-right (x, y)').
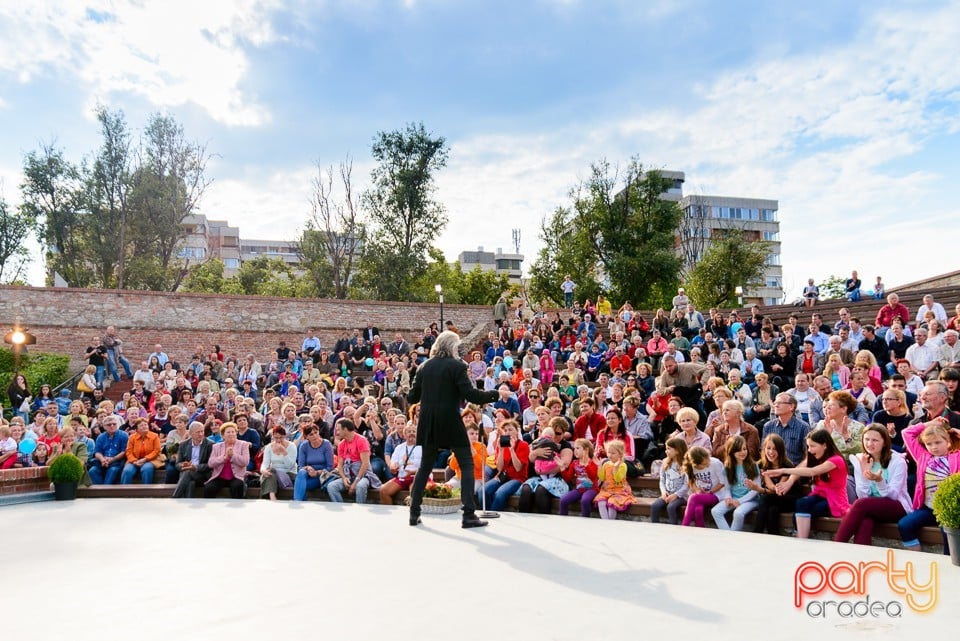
top-left (932, 472), bottom-right (960, 566)
top-left (48, 453), bottom-right (85, 501)
top-left (421, 483), bottom-right (461, 514)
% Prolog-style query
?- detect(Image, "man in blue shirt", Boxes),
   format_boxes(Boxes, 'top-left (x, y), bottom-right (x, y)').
top-left (762, 393), bottom-right (810, 466)
top-left (301, 331), bottom-right (321, 358)
top-left (88, 415), bottom-right (129, 485)
top-left (493, 384), bottom-right (521, 420)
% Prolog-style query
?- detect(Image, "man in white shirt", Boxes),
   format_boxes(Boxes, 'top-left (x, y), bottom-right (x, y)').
top-left (905, 328), bottom-right (939, 380)
top-left (132, 361), bottom-right (156, 392)
top-left (916, 294), bottom-right (948, 325)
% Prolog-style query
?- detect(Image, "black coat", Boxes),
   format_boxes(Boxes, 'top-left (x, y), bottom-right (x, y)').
top-left (407, 357), bottom-right (498, 449)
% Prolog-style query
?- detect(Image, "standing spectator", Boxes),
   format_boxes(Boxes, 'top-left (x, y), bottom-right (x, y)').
top-left (493, 296), bottom-right (508, 328)
top-left (85, 339), bottom-right (108, 388)
top-left (561, 275), bottom-right (576, 309)
top-left (101, 326), bottom-right (133, 382)
top-left (845, 270), bottom-right (862, 302)
top-left (7, 374), bottom-right (31, 422)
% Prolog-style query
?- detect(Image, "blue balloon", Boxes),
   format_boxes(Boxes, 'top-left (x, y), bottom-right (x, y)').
top-left (365, 357), bottom-right (375, 367)
top-left (503, 356), bottom-right (514, 369)
top-left (18, 439), bottom-right (37, 455)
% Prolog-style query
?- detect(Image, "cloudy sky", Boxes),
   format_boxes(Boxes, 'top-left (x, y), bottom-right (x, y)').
top-left (1, 0), bottom-right (958, 300)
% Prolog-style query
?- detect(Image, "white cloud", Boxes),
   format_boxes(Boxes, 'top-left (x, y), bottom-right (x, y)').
top-left (0, 0), bottom-right (279, 126)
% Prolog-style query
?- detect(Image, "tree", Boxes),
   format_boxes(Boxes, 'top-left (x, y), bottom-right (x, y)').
top-left (85, 106), bottom-right (133, 289)
top-left (358, 122), bottom-right (448, 300)
top-left (528, 206), bottom-right (602, 306)
top-left (126, 113), bottom-right (212, 291)
top-left (818, 275), bottom-right (848, 300)
top-left (529, 159), bottom-right (683, 309)
top-left (571, 160), bottom-right (683, 308)
top-left (300, 158), bottom-right (366, 299)
top-left (677, 192), bottom-right (710, 278)
top-left (0, 193), bottom-right (34, 284)
top-left (685, 229), bottom-right (771, 309)
top-left (181, 258), bottom-right (227, 293)
top-left (20, 142), bottom-right (91, 287)
top-left (460, 265), bottom-right (511, 306)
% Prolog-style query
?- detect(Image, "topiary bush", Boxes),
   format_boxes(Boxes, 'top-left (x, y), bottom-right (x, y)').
top-left (47, 453), bottom-right (85, 484)
top-left (933, 472), bottom-right (960, 529)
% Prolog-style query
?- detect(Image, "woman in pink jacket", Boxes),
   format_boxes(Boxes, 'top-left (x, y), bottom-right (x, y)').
top-left (203, 422), bottom-right (250, 499)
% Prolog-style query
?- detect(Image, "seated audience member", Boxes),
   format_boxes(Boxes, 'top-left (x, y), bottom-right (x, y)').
top-left (293, 425), bottom-right (336, 500)
top-left (88, 415), bottom-right (129, 485)
top-left (172, 422), bottom-right (212, 498)
top-left (121, 418), bottom-right (162, 484)
top-left (203, 422), bottom-right (250, 499)
top-left (326, 419), bottom-right (381, 503)
top-left (379, 424), bottom-right (421, 504)
top-left (260, 427), bottom-right (298, 500)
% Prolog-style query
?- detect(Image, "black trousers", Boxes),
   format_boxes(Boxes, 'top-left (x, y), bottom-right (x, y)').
top-left (410, 444), bottom-right (477, 517)
top-left (172, 470), bottom-right (208, 498)
top-left (753, 492), bottom-right (797, 535)
top-left (518, 484), bottom-right (554, 514)
top-left (203, 476), bottom-right (246, 499)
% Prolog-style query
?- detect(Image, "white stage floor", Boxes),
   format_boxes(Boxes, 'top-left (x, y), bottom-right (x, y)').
top-left (2, 499), bottom-right (957, 638)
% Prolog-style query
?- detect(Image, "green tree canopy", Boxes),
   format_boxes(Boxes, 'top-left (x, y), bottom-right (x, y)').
top-left (685, 229), bottom-right (771, 308)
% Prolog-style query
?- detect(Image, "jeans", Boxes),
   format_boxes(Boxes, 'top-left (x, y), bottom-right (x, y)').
top-left (898, 506), bottom-right (939, 549)
top-left (650, 496), bottom-right (687, 525)
top-left (88, 461), bottom-right (123, 485)
top-left (559, 489), bottom-right (598, 517)
top-left (711, 498), bottom-right (759, 531)
top-left (835, 497), bottom-right (906, 545)
top-left (164, 461), bottom-right (180, 486)
top-left (482, 478), bottom-right (522, 511)
top-left (293, 469), bottom-right (334, 501)
top-left (95, 365), bottom-right (106, 388)
top-left (794, 494), bottom-right (831, 519)
top-left (564, 292), bottom-right (573, 308)
top-left (106, 348), bottom-right (133, 381)
top-left (121, 462), bottom-right (155, 484)
top-left (326, 476), bottom-right (370, 503)
top-left (369, 457), bottom-right (393, 483)
top-left (847, 289), bottom-right (861, 302)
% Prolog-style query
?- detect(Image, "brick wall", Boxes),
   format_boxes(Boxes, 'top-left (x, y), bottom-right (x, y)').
top-left (0, 285), bottom-right (494, 369)
top-left (0, 467), bottom-right (51, 495)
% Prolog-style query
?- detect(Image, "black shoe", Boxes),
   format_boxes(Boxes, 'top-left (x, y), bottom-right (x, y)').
top-left (409, 513), bottom-right (422, 526)
top-left (462, 516), bottom-right (488, 529)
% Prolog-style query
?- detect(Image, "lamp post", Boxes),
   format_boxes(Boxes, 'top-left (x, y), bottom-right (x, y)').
top-left (4, 326), bottom-right (37, 374)
top-left (435, 284), bottom-right (444, 329)
top-left (735, 286), bottom-right (744, 310)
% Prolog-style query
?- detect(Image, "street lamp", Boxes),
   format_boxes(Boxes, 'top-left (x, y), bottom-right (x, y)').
top-left (4, 326), bottom-right (37, 373)
top-left (435, 284), bottom-right (444, 329)
top-left (735, 286), bottom-right (744, 309)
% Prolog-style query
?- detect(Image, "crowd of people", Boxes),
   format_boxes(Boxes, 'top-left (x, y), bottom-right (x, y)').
top-left (2, 285), bottom-right (960, 553)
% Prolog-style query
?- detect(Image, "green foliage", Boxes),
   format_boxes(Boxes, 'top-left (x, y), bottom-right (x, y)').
top-left (529, 160), bottom-right (683, 310)
top-left (0, 193), bottom-right (35, 283)
top-left (21, 108), bottom-right (209, 291)
top-left (685, 229), bottom-right (772, 309)
top-left (0, 349), bottom-right (71, 394)
top-left (818, 275), bottom-right (847, 300)
top-left (460, 265), bottom-right (511, 306)
top-left (359, 122), bottom-right (448, 300)
top-left (528, 206), bottom-right (602, 306)
top-left (48, 453), bottom-right (85, 483)
top-left (933, 472), bottom-right (960, 528)
top-left (181, 258), bottom-right (227, 293)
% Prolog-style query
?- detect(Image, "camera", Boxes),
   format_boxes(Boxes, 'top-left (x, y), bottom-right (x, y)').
top-left (499, 435), bottom-right (511, 448)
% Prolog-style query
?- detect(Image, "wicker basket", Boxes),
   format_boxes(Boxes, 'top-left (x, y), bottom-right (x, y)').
top-left (421, 497), bottom-right (461, 514)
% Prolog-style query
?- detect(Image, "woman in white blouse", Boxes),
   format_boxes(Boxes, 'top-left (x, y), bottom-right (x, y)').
top-left (260, 427), bottom-right (298, 500)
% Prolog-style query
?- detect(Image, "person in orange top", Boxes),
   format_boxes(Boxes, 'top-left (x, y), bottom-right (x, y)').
top-left (447, 422), bottom-right (486, 489)
top-left (121, 417), bottom-right (161, 484)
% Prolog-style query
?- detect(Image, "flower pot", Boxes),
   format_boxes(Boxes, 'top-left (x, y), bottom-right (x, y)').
top-left (53, 482), bottom-right (78, 501)
top-left (945, 527), bottom-right (960, 567)
top-left (421, 497), bottom-right (461, 514)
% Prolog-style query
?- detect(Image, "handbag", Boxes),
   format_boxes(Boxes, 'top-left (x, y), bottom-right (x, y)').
top-left (77, 379), bottom-right (93, 393)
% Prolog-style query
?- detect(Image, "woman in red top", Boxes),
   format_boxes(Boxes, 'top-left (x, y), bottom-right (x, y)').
top-left (38, 417), bottom-right (61, 450)
top-left (481, 420), bottom-right (529, 510)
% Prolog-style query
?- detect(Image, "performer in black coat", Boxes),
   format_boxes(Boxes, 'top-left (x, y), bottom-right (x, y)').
top-left (407, 331), bottom-right (499, 528)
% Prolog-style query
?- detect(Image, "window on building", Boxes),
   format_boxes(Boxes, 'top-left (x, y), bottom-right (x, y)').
top-left (766, 277), bottom-right (781, 288)
top-left (761, 209), bottom-right (778, 222)
top-left (762, 231), bottom-right (779, 241)
top-left (223, 258), bottom-right (240, 269)
top-left (765, 253), bottom-right (781, 266)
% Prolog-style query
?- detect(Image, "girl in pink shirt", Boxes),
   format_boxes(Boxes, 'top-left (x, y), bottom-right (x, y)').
top-left (764, 428), bottom-right (850, 538)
